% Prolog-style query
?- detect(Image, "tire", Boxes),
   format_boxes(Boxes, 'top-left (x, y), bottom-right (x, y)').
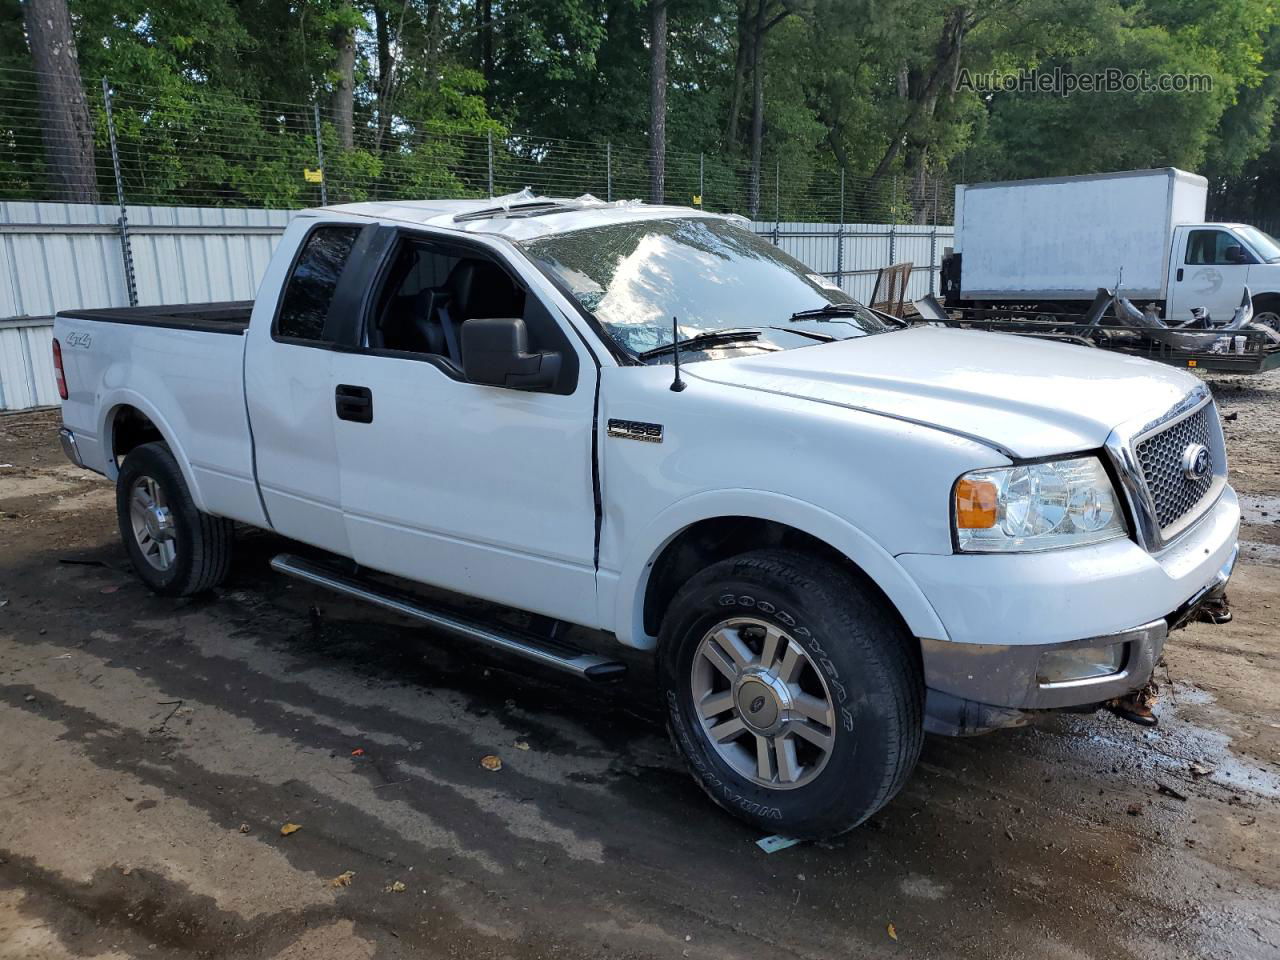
top-left (115, 441), bottom-right (234, 596)
top-left (1251, 295), bottom-right (1280, 334)
top-left (658, 548), bottom-right (923, 838)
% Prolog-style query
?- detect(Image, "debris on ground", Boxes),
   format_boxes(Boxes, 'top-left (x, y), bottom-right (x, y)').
top-left (1157, 783), bottom-right (1188, 801)
top-left (1190, 763), bottom-right (1215, 778)
top-left (327, 870), bottom-right (355, 888)
top-left (238, 823), bottom-right (250, 834)
top-left (1107, 681), bottom-right (1159, 726)
top-left (513, 739), bottom-right (530, 751)
top-left (756, 835), bottom-right (802, 853)
top-left (887, 922), bottom-right (898, 941)
top-left (480, 755), bottom-right (502, 771)
top-left (1126, 804), bottom-right (1144, 816)
top-left (280, 822), bottom-right (302, 836)
top-left (385, 880), bottom-right (406, 893)
top-left (351, 747), bottom-right (365, 757)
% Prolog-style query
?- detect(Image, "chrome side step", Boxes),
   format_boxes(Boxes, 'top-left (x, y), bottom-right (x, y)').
top-left (269, 553), bottom-right (626, 682)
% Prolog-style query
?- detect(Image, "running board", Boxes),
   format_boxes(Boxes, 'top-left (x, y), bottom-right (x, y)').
top-left (269, 553), bottom-right (626, 682)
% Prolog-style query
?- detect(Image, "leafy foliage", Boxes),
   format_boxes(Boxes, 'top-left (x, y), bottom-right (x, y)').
top-left (2, 0), bottom-right (1277, 218)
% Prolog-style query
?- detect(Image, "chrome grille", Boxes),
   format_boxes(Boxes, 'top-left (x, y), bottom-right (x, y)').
top-left (1134, 405), bottom-right (1214, 530)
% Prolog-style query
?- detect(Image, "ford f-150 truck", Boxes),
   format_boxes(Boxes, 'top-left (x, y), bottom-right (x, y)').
top-left (53, 192), bottom-right (1240, 838)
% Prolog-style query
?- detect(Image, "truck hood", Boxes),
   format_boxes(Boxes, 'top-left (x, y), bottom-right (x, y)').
top-left (684, 326), bottom-right (1199, 459)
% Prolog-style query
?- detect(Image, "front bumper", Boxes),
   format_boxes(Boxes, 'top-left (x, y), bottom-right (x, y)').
top-left (907, 488), bottom-right (1239, 733)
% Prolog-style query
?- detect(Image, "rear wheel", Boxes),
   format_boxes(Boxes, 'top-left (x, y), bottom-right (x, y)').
top-left (116, 442), bottom-right (233, 596)
top-left (658, 548), bottom-right (923, 838)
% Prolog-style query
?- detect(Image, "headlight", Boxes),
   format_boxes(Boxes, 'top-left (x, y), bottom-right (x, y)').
top-left (953, 457), bottom-right (1126, 552)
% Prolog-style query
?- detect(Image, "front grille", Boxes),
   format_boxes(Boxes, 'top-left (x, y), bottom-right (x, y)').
top-left (1134, 405), bottom-right (1215, 530)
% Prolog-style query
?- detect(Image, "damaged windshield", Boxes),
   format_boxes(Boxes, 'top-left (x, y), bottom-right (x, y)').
top-left (520, 216), bottom-right (890, 360)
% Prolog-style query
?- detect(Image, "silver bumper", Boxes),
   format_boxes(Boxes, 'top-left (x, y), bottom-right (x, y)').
top-left (923, 544), bottom-right (1238, 734)
top-left (59, 428), bottom-right (84, 468)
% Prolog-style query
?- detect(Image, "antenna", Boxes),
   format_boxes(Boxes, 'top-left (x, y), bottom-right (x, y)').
top-left (669, 316), bottom-right (686, 392)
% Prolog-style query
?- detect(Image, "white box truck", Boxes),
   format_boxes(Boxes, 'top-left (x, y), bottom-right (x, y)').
top-left (945, 168), bottom-right (1280, 330)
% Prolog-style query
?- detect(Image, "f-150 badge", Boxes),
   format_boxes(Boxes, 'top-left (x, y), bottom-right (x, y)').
top-left (607, 419), bottom-right (663, 443)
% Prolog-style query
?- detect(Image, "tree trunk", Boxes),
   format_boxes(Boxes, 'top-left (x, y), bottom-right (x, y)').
top-left (480, 0), bottom-right (494, 106)
top-left (22, 0), bottom-right (97, 203)
top-left (649, 0), bottom-right (667, 204)
top-left (725, 0), bottom-right (751, 149)
top-left (374, 7), bottom-right (391, 151)
top-left (333, 7), bottom-right (356, 151)
top-left (868, 6), bottom-right (970, 188)
top-left (747, 0), bottom-right (767, 218)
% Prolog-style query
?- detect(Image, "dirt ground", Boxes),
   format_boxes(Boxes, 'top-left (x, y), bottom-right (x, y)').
top-left (1, 371), bottom-right (1278, 960)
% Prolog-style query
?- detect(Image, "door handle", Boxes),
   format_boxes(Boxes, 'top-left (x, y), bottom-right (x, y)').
top-left (335, 384), bottom-right (373, 424)
top-left (1176, 268), bottom-right (1184, 282)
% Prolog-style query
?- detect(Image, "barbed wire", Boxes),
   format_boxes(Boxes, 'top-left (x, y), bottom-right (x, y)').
top-left (0, 66), bottom-right (955, 224)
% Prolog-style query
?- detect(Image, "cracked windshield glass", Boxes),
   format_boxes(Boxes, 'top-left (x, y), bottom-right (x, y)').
top-left (521, 216), bottom-right (890, 359)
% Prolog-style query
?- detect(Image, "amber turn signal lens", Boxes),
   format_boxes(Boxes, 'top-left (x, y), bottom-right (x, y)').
top-left (955, 477), bottom-right (998, 529)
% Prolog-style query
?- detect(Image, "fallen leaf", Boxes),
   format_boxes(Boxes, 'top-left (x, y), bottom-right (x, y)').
top-left (351, 748), bottom-right (365, 757)
top-left (385, 880), bottom-right (406, 893)
top-left (328, 870), bottom-right (355, 888)
top-left (513, 740), bottom-right (530, 751)
top-left (280, 822), bottom-right (302, 836)
top-left (480, 755), bottom-right (502, 772)
top-left (887, 922), bottom-right (898, 941)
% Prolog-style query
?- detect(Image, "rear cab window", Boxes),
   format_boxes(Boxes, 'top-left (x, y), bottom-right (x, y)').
top-left (275, 225), bottom-right (362, 343)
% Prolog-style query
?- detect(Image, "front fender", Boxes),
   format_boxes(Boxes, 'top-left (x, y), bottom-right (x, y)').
top-left (606, 488), bottom-right (950, 649)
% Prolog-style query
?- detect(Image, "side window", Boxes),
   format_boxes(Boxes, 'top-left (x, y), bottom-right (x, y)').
top-left (367, 239), bottom-right (527, 362)
top-left (276, 225), bottom-right (362, 342)
top-left (364, 235), bottom-right (578, 393)
top-left (1185, 230), bottom-right (1250, 266)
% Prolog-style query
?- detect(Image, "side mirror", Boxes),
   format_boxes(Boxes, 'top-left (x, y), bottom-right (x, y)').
top-left (461, 317), bottom-right (562, 390)
top-left (1225, 245), bottom-right (1249, 264)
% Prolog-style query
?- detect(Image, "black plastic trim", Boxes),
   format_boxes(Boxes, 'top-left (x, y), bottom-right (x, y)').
top-left (59, 301), bottom-right (252, 334)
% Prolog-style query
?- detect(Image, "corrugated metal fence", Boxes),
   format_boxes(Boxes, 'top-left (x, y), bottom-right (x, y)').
top-left (0, 202), bottom-right (952, 411)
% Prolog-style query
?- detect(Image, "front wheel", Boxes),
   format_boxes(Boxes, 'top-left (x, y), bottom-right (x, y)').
top-left (116, 442), bottom-right (234, 596)
top-left (658, 548), bottom-right (923, 838)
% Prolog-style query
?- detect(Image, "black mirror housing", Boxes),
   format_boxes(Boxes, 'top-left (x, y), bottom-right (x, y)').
top-left (461, 317), bottom-right (562, 390)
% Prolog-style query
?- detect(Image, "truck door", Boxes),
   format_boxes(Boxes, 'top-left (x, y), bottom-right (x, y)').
top-left (243, 220), bottom-right (368, 555)
top-left (1168, 228), bottom-right (1253, 322)
top-left (327, 228), bottom-right (602, 628)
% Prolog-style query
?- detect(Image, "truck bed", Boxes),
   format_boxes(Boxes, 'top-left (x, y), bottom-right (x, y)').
top-left (59, 301), bottom-right (253, 335)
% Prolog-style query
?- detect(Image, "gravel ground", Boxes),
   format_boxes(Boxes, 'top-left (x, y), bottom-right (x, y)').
top-left (0, 370), bottom-right (1278, 960)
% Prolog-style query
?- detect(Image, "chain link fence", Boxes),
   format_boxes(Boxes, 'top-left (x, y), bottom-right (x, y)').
top-left (0, 67), bottom-right (955, 224)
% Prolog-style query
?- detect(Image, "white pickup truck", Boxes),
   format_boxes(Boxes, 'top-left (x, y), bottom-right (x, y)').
top-left (53, 193), bottom-right (1240, 838)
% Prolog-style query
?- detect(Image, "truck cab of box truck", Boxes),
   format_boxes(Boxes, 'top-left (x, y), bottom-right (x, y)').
top-left (950, 168), bottom-right (1280, 329)
top-left (1166, 223), bottom-right (1280, 328)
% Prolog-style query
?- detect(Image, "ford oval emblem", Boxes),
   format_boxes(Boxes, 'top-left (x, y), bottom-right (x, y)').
top-left (1181, 443), bottom-right (1211, 481)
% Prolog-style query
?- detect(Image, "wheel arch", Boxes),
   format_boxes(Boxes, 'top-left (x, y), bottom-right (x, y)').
top-left (612, 490), bottom-right (949, 650)
top-left (98, 393), bottom-right (209, 512)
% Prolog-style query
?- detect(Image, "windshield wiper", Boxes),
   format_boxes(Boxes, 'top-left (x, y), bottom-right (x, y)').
top-left (637, 329), bottom-right (763, 360)
top-left (789, 302), bottom-right (907, 328)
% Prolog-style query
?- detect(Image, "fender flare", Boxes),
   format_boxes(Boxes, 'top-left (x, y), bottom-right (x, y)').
top-left (609, 488), bottom-right (950, 649)
top-left (98, 389), bottom-right (210, 513)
